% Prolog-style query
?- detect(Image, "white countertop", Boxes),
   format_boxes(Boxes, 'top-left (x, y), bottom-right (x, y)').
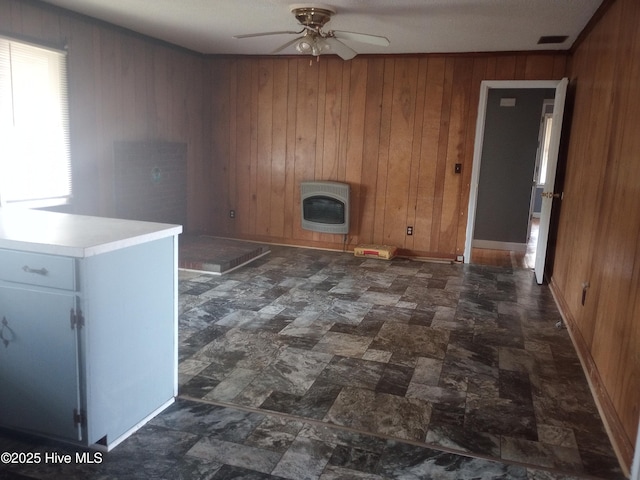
top-left (0, 208), bottom-right (182, 258)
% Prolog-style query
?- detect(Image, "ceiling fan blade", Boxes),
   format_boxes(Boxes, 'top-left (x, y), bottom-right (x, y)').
top-left (331, 30), bottom-right (390, 47)
top-left (323, 37), bottom-right (357, 60)
top-left (233, 30), bottom-right (301, 39)
top-left (271, 36), bottom-right (304, 54)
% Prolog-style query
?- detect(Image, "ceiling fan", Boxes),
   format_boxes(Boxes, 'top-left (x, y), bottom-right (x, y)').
top-left (233, 3), bottom-right (390, 61)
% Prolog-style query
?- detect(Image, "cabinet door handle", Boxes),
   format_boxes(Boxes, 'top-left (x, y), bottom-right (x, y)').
top-left (0, 316), bottom-right (13, 348)
top-left (22, 265), bottom-right (49, 276)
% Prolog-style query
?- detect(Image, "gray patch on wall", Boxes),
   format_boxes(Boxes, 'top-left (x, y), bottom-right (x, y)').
top-left (113, 141), bottom-right (187, 227)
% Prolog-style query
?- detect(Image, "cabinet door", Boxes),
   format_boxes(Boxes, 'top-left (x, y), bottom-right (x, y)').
top-left (0, 285), bottom-right (82, 441)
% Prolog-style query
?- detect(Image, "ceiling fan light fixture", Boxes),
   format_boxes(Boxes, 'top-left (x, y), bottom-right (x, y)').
top-left (295, 34), bottom-right (330, 56)
top-left (296, 38), bottom-right (313, 53)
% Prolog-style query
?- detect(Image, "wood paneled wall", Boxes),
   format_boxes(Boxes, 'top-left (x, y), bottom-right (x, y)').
top-left (551, 0), bottom-right (640, 471)
top-left (207, 53), bottom-right (566, 257)
top-left (0, 0), bottom-right (208, 231)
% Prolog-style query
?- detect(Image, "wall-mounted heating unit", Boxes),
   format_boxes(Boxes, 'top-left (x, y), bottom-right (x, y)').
top-left (301, 181), bottom-right (350, 234)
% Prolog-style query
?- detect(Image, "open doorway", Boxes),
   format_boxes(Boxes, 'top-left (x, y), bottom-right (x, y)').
top-left (473, 97), bottom-right (555, 269)
top-left (469, 87), bottom-right (554, 268)
top-left (464, 79), bottom-right (568, 283)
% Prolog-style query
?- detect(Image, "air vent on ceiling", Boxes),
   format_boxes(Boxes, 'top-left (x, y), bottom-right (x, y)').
top-left (537, 35), bottom-right (569, 45)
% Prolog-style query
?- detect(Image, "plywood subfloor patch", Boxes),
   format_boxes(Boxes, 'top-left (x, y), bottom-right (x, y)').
top-left (179, 236), bottom-right (270, 275)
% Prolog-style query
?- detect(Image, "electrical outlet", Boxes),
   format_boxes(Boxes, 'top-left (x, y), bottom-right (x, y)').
top-left (229, 210), bottom-right (235, 219)
top-left (407, 226), bottom-right (413, 235)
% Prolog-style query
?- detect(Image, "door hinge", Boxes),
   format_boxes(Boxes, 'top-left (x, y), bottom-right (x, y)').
top-left (73, 408), bottom-right (86, 427)
top-left (70, 308), bottom-right (85, 330)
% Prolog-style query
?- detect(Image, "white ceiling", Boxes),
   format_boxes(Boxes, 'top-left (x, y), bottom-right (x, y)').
top-left (40, 0), bottom-right (603, 56)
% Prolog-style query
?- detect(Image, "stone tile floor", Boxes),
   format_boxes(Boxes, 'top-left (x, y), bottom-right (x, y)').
top-left (0, 245), bottom-right (625, 479)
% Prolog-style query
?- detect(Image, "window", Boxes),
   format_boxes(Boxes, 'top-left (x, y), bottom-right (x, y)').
top-left (537, 114), bottom-right (553, 186)
top-left (535, 99), bottom-right (555, 187)
top-left (0, 37), bottom-right (71, 207)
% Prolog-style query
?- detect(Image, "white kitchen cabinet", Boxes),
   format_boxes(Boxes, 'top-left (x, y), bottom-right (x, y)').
top-left (0, 208), bottom-right (182, 450)
top-left (0, 284), bottom-right (81, 441)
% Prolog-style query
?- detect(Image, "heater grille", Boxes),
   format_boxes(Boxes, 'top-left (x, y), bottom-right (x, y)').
top-left (301, 181), bottom-right (350, 234)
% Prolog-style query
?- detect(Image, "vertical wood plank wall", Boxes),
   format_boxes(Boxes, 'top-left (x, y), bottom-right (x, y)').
top-left (207, 53), bottom-right (566, 257)
top-left (0, 0), bottom-right (208, 231)
top-left (551, 0), bottom-right (640, 470)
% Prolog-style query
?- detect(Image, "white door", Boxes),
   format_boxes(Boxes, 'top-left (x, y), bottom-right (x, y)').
top-left (534, 77), bottom-right (568, 284)
top-left (464, 78), bottom-right (569, 285)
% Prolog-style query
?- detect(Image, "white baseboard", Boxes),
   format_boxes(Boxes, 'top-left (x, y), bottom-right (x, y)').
top-left (472, 239), bottom-right (527, 253)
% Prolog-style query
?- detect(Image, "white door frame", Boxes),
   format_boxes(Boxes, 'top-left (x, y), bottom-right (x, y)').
top-left (632, 416), bottom-right (640, 480)
top-left (464, 79), bottom-right (567, 282)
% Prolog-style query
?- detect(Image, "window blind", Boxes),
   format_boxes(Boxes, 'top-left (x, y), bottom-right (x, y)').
top-left (0, 37), bottom-right (71, 207)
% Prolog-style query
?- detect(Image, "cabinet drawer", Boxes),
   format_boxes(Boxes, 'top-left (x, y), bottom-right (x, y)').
top-left (0, 249), bottom-right (75, 290)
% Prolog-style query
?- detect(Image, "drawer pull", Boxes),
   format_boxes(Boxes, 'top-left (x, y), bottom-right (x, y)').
top-left (22, 265), bottom-right (49, 276)
top-left (0, 316), bottom-right (13, 348)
